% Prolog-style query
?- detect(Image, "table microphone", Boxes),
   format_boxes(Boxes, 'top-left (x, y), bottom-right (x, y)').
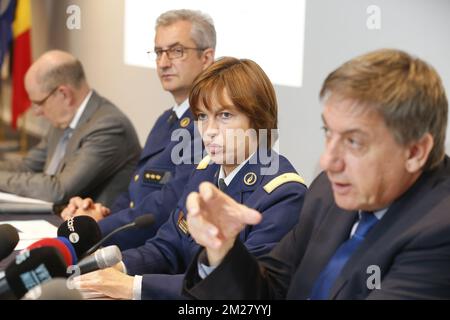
top-left (0, 247), bottom-right (68, 300)
top-left (83, 214), bottom-right (155, 257)
top-left (77, 245), bottom-right (122, 275)
top-left (57, 215), bottom-right (102, 258)
top-left (26, 237), bottom-right (78, 266)
top-left (0, 224), bottom-right (19, 261)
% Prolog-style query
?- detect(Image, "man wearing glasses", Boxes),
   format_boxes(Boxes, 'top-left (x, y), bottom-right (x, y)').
top-left (0, 50), bottom-right (141, 207)
top-left (61, 9), bottom-right (216, 251)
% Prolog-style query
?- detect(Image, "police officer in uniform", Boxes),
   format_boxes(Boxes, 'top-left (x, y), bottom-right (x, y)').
top-left (61, 9), bottom-right (216, 250)
top-left (76, 57), bottom-right (307, 300)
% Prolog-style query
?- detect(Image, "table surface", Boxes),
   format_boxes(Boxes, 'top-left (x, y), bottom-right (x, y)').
top-left (0, 212), bottom-right (63, 271)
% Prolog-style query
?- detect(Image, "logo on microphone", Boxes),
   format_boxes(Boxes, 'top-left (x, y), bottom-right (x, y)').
top-left (67, 218), bottom-right (75, 232)
top-left (69, 233), bottom-right (80, 244)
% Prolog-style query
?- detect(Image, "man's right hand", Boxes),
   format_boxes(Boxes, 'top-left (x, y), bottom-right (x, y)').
top-left (61, 196), bottom-right (111, 221)
top-left (186, 182), bottom-right (262, 267)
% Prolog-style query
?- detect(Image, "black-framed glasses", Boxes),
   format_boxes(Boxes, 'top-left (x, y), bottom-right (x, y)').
top-left (31, 87), bottom-right (58, 107)
top-left (147, 45), bottom-right (206, 61)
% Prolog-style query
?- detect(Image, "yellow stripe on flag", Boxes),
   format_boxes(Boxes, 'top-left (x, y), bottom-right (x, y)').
top-left (13, 0), bottom-right (31, 37)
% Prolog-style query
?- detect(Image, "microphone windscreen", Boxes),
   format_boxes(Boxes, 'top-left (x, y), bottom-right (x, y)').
top-left (5, 247), bottom-right (68, 299)
top-left (134, 214), bottom-right (155, 229)
top-left (26, 238), bottom-right (74, 266)
top-left (76, 245), bottom-right (122, 275)
top-left (0, 224), bottom-right (19, 261)
top-left (95, 245), bottom-right (122, 269)
top-left (22, 278), bottom-right (83, 300)
top-left (56, 237), bottom-right (78, 265)
top-left (57, 216), bottom-right (101, 258)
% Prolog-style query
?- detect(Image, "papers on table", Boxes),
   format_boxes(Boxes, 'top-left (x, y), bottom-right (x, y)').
top-left (0, 191), bottom-right (54, 213)
top-left (0, 192), bottom-right (52, 205)
top-left (0, 220), bottom-right (58, 251)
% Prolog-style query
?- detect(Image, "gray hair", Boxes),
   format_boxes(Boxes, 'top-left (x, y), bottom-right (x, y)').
top-left (156, 9), bottom-right (216, 50)
top-left (40, 59), bottom-right (86, 92)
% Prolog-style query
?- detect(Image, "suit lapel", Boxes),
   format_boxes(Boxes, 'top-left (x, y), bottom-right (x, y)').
top-left (64, 91), bottom-right (101, 154)
top-left (140, 110), bottom-right (173, 161)
top-left (328, 167), bottom-right (443, 299)
top-left (46, 127), bottom-right (65, 164)
top-left (48, 91), bottom-right (101, 172)
top-left (224, 158), bottom-right (261, 204)
top-left (140, 109), bottom-right (195, 161)
top-left (329, 172), bottom-right (438, 298)
top-left (288, 207), bottom-right (358, 299)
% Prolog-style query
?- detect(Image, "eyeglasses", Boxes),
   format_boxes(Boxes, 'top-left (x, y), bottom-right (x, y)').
top-left (147, 45), bottom-right (205, 61)
top-left (31, 87), bottom-right (58, 107)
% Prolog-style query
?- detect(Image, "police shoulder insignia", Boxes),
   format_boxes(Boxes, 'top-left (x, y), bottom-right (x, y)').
top-left (143, 170), bottom-right (167, 184)
top-left (177, 211), bottom-right (189, 235)
top-left (196, 155), bottom-right (211, 170)
top-left (180, 117), bottom-right (191, 128)
top-left (243, 172), bottom-right (257, 186)
top-left (263, 172), bottom-right (305, 194)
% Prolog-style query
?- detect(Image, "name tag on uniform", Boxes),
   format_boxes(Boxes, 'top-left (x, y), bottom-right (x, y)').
top-left (143, 170), bottom-right (172, 185)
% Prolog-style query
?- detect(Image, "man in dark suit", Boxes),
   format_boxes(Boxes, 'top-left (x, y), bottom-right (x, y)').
top-left (182, 49), bottom-right (450, 299)
top-left (0, 50), bottom-right (141, 207)
top-left (60, 9), bottom-right (216, 250)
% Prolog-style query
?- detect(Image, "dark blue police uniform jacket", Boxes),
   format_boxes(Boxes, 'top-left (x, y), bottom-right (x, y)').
top-left (122, 150), bottom-right (308, 299)
top-left (98, 108), bottom-right (201, 250)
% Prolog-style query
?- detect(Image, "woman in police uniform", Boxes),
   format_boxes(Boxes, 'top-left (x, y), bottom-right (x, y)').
top-left (77, 57), bottom-right (308, 300)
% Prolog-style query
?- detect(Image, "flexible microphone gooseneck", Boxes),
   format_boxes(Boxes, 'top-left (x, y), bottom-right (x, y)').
top-left (83, 214), bottom-right (155, 258)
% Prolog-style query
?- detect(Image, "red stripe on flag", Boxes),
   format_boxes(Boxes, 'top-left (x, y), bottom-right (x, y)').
top-left (12, 29), bottom-right (32, 129)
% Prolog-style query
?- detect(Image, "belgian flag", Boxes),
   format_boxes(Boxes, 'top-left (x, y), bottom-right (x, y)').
top-left (11, 0), bottom-right (31, 129)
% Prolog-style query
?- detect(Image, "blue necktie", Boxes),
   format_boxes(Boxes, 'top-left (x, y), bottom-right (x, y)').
top-left (45, 128), bottom-right (73, 175)
top-left (309, 211), bottom-right (379, 300)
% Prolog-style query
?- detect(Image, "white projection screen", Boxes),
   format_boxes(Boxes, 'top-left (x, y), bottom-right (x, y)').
top-left (124, 0), bottom-right (306, 88)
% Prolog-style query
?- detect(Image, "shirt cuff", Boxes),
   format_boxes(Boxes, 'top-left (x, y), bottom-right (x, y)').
top-left (132, 275), bottom-right (143, 300)
top-left (198, 262), bottom-right (217, 279)
top-left (197, 250), bottom-right (217, 279)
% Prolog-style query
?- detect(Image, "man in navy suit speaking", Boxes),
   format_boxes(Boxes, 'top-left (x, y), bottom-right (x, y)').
top-left (183, 49), bottom-right (450, 300)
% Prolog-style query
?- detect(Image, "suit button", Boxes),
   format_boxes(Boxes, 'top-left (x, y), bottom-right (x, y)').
top-left (134, 174), bottom-right (139, 182)
top-left (130, 201), bottom-right (135, 208)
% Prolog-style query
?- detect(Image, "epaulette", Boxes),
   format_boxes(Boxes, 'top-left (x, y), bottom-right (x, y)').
top-left (263, 172), bottom-right (305, 194)
top-left (196, 155), bottom-right (211, 170)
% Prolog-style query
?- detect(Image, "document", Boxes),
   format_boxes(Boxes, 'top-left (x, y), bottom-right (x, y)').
top-left (0, 220), bottom-right (58, 250)
top-left (0, 191), bottom-right (54, 213)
